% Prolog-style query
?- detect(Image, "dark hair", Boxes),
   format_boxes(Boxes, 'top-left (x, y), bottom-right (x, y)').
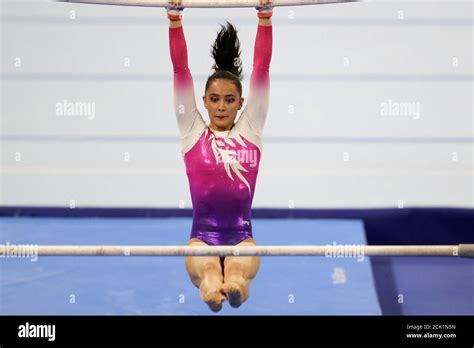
top-left (205, 21), bottom-right (243, 97)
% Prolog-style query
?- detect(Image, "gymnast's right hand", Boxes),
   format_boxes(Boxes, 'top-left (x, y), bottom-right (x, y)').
top-left (166, 0), bottom-right (184, 21)
top-left (256, 0), bottom-right (273, 18)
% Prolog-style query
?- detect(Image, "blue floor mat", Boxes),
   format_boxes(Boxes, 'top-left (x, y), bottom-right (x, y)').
top-left (0, 217), bottom-right (381, 315)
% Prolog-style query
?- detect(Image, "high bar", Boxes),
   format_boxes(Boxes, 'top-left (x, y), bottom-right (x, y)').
top-left (55, 0), bottom-right (358, 8)
top-left (2, 244), bottom-right (472, 257)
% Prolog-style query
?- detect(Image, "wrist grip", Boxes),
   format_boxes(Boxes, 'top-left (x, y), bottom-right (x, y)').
top-left (166, 6), bottom-right (184, 21)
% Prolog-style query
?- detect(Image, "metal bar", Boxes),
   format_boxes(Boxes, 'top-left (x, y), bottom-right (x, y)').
top-left (1, 244), bottom-right (469, 257)
top-left (56, 0), bottom-right (357, 8)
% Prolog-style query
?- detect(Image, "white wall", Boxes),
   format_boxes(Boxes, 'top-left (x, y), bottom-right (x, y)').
top-left (1, 0), bottom-right (472, 208)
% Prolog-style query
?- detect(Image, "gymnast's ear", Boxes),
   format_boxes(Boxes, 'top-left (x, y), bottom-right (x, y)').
top-left (239, 97), bottom-right (244, 109)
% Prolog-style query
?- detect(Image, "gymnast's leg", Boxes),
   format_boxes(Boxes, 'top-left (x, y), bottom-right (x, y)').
top-left (222, 238), bottom-right (260, 308)
top-left (185, 238), bottom-right (226, 312)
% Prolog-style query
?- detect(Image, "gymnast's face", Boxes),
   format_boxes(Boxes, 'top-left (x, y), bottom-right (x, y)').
top-left (203, 79), bottom-right (244, 132)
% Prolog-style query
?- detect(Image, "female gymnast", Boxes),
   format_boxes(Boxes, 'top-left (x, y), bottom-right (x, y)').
top-left (167, 0), bottom-right (273, 312)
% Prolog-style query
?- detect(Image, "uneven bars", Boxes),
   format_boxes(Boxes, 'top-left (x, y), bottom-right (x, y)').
top-left (2, 244), bottom-right (472, 257)
top-left (55, 0), bottom-right (357, 8)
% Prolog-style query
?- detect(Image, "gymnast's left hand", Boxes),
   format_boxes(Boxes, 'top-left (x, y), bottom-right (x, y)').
top-left (257, 0), bottom-right (273, 10)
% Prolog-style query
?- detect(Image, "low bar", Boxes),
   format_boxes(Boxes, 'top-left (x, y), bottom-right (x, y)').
top-left (1, 244), bottom-right (468, 257)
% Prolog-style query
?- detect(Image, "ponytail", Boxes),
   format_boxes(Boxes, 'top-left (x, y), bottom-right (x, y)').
top-left (205, 21), bottom-right (243, 96)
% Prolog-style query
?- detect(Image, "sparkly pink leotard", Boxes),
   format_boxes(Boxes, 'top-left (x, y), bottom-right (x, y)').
top-left (169, 24), bottom-right (272, 245)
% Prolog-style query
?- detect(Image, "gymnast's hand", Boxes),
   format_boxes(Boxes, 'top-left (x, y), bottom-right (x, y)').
top-left (256, 0), bottom-right (273, 19)
top-left (166, 0), bottom-right (184, 22)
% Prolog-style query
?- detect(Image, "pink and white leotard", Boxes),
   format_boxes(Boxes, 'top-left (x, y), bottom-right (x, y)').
top-left (169, 24), bottom-right (272, 246)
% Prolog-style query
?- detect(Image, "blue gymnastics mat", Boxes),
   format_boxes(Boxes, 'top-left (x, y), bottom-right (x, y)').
top-left (0, 217), bottom-right (381, 315)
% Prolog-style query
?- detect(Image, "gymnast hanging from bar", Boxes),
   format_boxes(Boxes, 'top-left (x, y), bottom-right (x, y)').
top-left (167, 0), bottom-right (273, 311)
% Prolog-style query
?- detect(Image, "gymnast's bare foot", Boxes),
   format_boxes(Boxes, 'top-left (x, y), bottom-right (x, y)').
top-left (222, 266), bottom-right (249, 308)
top-left (199, 271), bottom-right (226, 312)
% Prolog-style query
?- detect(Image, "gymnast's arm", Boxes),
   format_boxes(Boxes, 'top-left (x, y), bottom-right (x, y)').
top-left (258, 17), bottom-right (272, 27)
top-left (168, 9), bottom-right (204, 138)
top-left (169, 19), bottom-right (182, 29)
top-left (239, 11), bottom-right (273, 137)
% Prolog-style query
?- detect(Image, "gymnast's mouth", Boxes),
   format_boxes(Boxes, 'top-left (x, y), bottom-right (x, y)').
top-left (215, 116), bottom-right (227, 119)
